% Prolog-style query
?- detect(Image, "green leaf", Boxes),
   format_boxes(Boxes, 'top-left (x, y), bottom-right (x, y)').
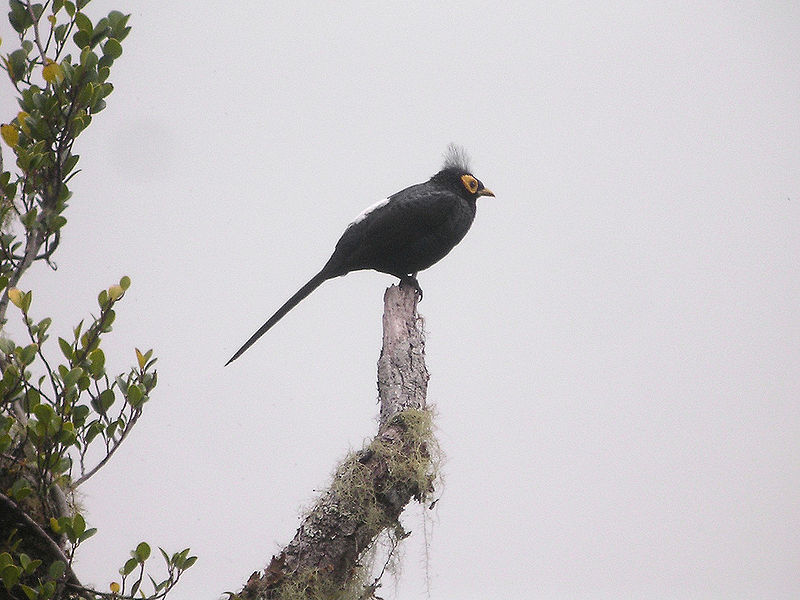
top-left (76, 82), bottom-right (93, 107)
top-left (48, 215), bottom-right (68, 230)
top-left (126, 384), bottom-right (143, 408)
top-left (25, 388), bottom-right (40, 409)
top-left (98, 388), bottom-right (115, 411)
top-left (72, 513), bottom-right (86, 538)
top-left (121, 557), bottom-right (138, 576)
top-left (119, 275), bottom-right (131, 290)
top-left (53, 456), bottom-right (71, 474)
top-left (7, 49), bottom-right (29, 81)
top-left (18, 344), bottom-right (38, 366)
top-left (98, 53), bottom-right (113, 70)
top-left (33, 403), bottom-right (55, 423)
top-left (81, 48), bottom-right (98, 70)
top-left (8, 0), bottom-right (32, 34)
top-left (1, 564), bottom-right (21, 590)
top-left (54, 22), bottom-right (69, 43)
top-left (89, 348), bottom-right (105, 376)
top-left (9, 478), bottom-right (33, 501)
top-left (37, 317), bottom-right (52, 335)
top-left (9, 289), bottom-right (33, 314)
top-left (21, 208), bottom-right (38, 228)
top-left (173, 548), bottom-right (190, 564)
top-left (135, 542), bottom-right (150, 562)
top-left (63, 367), bottom-right (84, 388)
top-left (63, 152), bottom-right (80, 175)
top-left (103, 38), bottom-right (122, 59)
top-left (19, 584), bottom-right (37, 600)
top-left (84, 420), bottom-right (103, 443)
top-left (74, 11), bottom-right (91, 33)
top-left (18, 554), bottom-right (40, 575)
top-left (73, 404), bottom-right (90, 424)
top-left (58, 337), bottom-right (74, 360)
top-left (102, 309), bottom-right (115, 331)
top-left (48, 560), bottom-right (66, 579)
top-left (0, 338), bottom-right (15, 355)
top-left (73, 29), bottom-right (89, 48)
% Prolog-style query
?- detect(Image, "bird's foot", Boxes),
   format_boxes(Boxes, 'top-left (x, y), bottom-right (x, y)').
top-left (399, 274), bottom-right (423, 301)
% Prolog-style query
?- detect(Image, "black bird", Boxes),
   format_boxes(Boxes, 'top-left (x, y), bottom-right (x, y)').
top-left (226, 148), bottom-right (494, 364)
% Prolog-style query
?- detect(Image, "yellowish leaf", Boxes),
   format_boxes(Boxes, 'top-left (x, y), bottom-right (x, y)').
top-left (135, 348), bottom-right (146, 370)
top-left (16, 111), bottom-right (30, 135)
top-left (1, 124), bottom-right (19, 148)
top-left (7, 288), bottom-right (23, 308)
top-left (42, 60), bottom-right (64, 84)
top-left (109, 581), bottom-right (120, 594)
top-left (108, 284), bottom-right (124, 301)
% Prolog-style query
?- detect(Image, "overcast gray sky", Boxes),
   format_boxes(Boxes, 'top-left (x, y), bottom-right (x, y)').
top-left (2, 2), bottom-right (799, 599)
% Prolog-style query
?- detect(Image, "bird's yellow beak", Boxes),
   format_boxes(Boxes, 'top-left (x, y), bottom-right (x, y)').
top-left (478, 187), bottom-right (495, 197)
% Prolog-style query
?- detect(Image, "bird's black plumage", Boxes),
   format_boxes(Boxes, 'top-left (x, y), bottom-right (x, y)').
top-left (226, 149), bottom-right (494, 364)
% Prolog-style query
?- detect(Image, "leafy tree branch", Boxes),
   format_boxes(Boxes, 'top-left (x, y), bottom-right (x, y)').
top-left (0, 2), bottom-right (195, 598)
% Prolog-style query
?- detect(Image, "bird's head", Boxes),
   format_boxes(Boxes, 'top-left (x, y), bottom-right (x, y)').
top-left (430, 145), bottom-right (495, 200)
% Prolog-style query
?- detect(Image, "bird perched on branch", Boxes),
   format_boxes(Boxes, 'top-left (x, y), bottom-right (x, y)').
top-left (226, 146), bottom-right (494, 364)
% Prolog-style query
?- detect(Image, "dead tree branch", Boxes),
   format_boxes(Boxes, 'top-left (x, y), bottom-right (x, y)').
top-left (242, 283), bottom-right (434, 599)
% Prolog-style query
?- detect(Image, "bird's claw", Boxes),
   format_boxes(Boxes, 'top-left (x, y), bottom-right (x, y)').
top-left (399, 275), bottom-right (423, 301)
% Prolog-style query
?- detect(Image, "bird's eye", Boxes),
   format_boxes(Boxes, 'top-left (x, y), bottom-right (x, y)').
top-left (460, 174), bottom-right (479, 194)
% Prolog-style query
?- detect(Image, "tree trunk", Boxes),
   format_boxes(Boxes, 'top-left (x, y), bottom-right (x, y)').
top-left (241, 283), bottom-right (435, 599)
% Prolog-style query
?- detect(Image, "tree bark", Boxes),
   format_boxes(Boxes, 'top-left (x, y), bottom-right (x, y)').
top-left (241, 283), bottom-right (433, 599)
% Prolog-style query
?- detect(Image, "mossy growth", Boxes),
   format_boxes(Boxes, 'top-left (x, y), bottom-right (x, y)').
top-left (331, 407), bottom-right (438, 524)
top-left (262, 408), bottom-right (440, 600)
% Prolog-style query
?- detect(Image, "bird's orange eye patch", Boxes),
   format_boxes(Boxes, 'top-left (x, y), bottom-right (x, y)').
top-left (460, 174), bottom-right (479, 194)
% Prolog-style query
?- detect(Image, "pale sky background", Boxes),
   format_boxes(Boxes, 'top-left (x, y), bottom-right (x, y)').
top-left (2, 2), bottom-right (799, 599)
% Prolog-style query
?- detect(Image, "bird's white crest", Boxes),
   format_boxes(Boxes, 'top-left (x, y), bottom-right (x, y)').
top-left (349, 197), bottom-right (390, 227)
top-left (442, 144), bottom-right (471, 172)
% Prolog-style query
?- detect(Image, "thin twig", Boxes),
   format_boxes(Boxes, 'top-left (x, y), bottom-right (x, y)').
top-left (0, 225), bottom-right (45, 324)
top-left (73, 407), bottom-right (142, 487)
top-left (25, 1), bottom-right (48, 64)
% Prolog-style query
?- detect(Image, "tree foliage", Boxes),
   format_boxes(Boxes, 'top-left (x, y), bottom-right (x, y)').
top-left (0, 2), bottom-right (194, 599)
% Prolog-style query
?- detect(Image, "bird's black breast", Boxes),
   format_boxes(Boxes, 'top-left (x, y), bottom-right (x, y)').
top-left (324, 183), bottom-right (477, 277)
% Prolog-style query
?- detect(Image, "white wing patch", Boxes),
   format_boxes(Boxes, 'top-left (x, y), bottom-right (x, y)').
top-left (348, 197), bottom-right (390, 228)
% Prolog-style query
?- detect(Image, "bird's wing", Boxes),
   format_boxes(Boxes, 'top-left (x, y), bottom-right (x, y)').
top-left (341, 186), bottom-right (458, 249)
top-left (327, 186), bottom-right (460, 273)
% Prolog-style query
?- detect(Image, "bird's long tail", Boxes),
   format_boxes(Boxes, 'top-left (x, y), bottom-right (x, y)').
top-left (225, 270), bottom-right (332, 365)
